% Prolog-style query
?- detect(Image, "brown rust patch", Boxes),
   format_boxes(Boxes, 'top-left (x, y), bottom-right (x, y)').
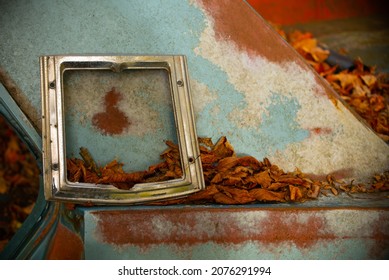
top-left (369, 211), bottom-right (389, 259)
top-left (196, 0), bottom-right (301, 64)
top-left (196, 0), bottom-right (339, 102)
top-left (46, 223), bottom-right (84, 260)
top-left (92, 87), bottom-right (131, 135)
top-left (93, 208), bottom-right (336, 250)
top-left (258, 211), bottom-right (334, 249)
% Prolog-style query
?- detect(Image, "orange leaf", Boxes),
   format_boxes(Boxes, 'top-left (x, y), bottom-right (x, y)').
top-left (289, 185), bottom-right (303, 201)
top-left (212, 136), bottom-right (235, 158)
top-left (217, 186), bottom-right (256, 204)
top-left (252, 170), bottom-right (272, 188)
top-left (249, 188), bottom-right (285, 202)
top-left (188, 185), bottom-right (219, 202)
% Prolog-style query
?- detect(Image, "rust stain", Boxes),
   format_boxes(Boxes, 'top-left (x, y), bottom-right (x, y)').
top-left (369, 212), bottom-right (389, 259)
top-left (92, 87), bottom-right (131, 135)
top-left (310, 127), bottom-right (333, 136)
top-left (33, 203), bottom-right (61, 247)
top-left (247, 0), bottom-right (386, 25)
top-left (46, 223), bottom-right (84, 260)
top-left (305, 168), bottom-right (354, 181)
top-left (197, 0), bottom-right (301, 64)
top-left (196, 0), bottom-right (339, 102)
top-left (94, 208), bottom-right (336, 250)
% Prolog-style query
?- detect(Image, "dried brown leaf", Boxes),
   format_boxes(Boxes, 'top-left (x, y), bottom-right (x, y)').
top-left (213, 192), bottom-right (240, 204)
top-left (212, 136), bottom-right (235, 158)
top-left (249, 188), bottom-right (285, 202)
top-left (188, 185), bottom-right (219, 202)
top-left (216, 185), bottom-right (256, 204)
top-left (289, 185), bottom-right (303, 201)
top-left (252, 170), bottom-right (273, 188)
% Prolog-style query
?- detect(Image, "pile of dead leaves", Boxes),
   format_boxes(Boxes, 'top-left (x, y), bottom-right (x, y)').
top-left (67, 136), bottom-right (388, 205)
top-left (0, 115), bottom-right (40, 251)
top-left (67, 140), bottom-right (183, 190)
top-left (274, 26), bottom-right (389, 142)
top-left (325, 60), bottom-right (389, 140)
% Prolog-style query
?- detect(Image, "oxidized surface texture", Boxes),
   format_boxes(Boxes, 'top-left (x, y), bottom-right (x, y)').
top-left (192, 0), bottom-right (389, 181)
top-left (0, 0), bottom-right (387, 180)
top-left (87, 207), bottom-right (389, 259)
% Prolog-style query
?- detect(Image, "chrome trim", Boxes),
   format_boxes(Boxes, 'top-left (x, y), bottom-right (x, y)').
top-left (40, 55), bottom-right (204, 204)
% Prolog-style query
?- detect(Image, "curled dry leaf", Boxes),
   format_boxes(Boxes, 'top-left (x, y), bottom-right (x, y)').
top-left (281, 28), bottom-right (389, 142)
top-left (249, 188), bottom-right (286, 202)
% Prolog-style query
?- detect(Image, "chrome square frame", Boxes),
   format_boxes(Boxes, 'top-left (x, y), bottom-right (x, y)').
top-left (40, 55), bottom-right (204, 204)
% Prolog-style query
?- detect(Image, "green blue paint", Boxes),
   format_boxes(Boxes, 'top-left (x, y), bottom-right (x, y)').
top-left (0, 0), bottom-right (308, 162)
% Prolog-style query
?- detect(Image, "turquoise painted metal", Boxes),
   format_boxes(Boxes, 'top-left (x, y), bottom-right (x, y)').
top-left (0, 0), bottom-right (388, 259)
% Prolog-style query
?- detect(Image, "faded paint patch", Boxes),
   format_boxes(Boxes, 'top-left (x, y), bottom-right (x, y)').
top-left (190, 78), bottom-right (218, 115)
top-left (252, 94), bottom-right (309, 153)
top-left (324, 210), bottom-right (381, 237)
top-left (323, 209), bottom-right (389, 259)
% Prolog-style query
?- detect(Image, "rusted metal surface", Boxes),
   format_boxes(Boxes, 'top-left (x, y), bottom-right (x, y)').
top-left (1, 0), bottom-right (388, 182)
top-left (85, 206), bottom-right (389, 259)
top-left (46, 223), bottom-right (84, 260)
top-left (91, 88), bottom-right (131, 136)
top-left (0, 0), bottom-right (388, 260)
top-left (247, 0), bottom-right (388, 25)
top-left (197, 0), bottom-right (298, 63)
